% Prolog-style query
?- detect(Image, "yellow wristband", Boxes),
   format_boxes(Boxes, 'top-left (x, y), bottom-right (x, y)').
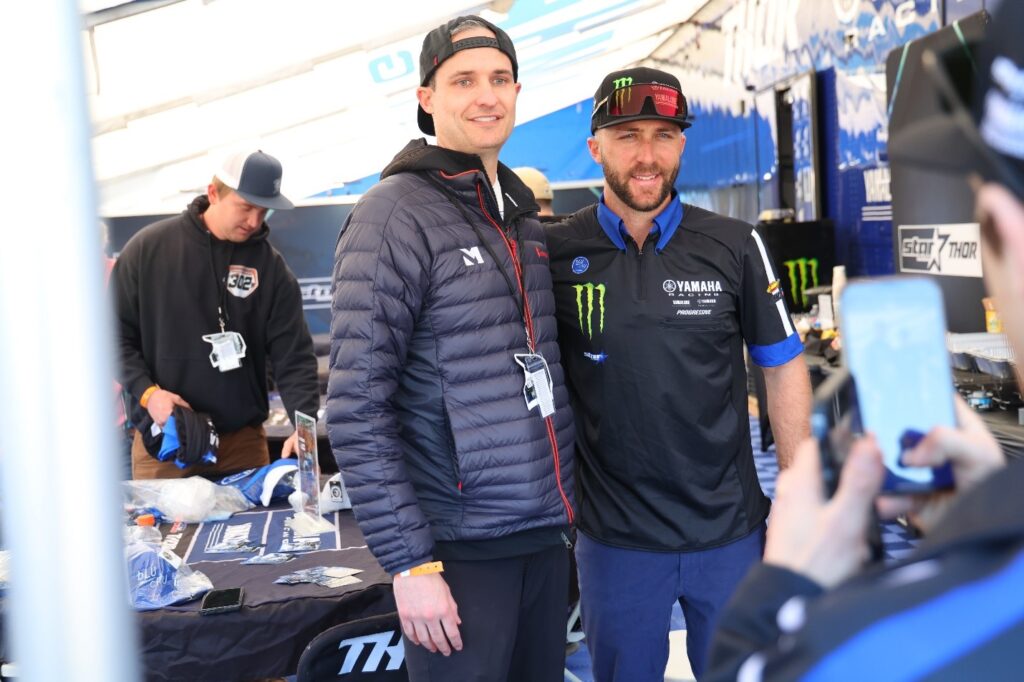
top-left (139, 385), bottom-right (160, 409)
top-left (397, 561), bottom-right (444, 578)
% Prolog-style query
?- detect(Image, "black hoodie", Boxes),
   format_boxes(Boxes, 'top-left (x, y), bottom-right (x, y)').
top-left (112, 195), bottom-right (319, 434)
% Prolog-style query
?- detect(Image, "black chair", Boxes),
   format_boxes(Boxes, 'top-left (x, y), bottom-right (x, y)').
top-left (297, 612), bottom-right (408, 682)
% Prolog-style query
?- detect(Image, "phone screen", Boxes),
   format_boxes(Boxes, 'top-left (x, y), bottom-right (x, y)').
top-left (841, 277), bottom-right (956, 493)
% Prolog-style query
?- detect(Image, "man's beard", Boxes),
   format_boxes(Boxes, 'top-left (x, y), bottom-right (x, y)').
top-left (603, 162), bottom-right (679, 212)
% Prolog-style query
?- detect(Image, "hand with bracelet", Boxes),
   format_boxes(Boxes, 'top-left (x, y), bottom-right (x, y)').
top-left (392, 561), bottom-right (463, 656)
top-left (142, 385), bottom-right (192, 427)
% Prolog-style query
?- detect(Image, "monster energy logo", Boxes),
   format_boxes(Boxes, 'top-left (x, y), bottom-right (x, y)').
top-left (611, 77), bottom-right (635, 114)
top-left (783, 258), bottom-right (819, 308)
top-left (573, 283), bottom-right (606, 339)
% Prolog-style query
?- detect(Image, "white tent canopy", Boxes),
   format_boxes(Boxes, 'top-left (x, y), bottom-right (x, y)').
top-left (83, 0), bottom-right (706, 215)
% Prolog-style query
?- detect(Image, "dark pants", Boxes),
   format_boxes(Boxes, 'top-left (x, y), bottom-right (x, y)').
top-left (404, 543), bottom-right (570, 682)
top-left (576, 525), bottom-right (765, 681)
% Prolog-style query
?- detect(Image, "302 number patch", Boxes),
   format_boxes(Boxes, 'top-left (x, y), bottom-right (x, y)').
top-left (226, 265), bottom-right (259, 298)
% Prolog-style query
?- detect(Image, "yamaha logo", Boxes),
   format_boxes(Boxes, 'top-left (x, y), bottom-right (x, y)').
top-left (662, 279), bottom-right (724, 294)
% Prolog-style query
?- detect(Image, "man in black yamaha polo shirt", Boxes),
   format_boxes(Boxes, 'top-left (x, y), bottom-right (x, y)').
top-left (546, 67), bottom-right (812, 680)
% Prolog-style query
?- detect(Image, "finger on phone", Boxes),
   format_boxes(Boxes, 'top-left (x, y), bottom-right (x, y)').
top-left (903, 425), bottom-right (974, 468)
top-left (832, 440), bottom-right (884, 514)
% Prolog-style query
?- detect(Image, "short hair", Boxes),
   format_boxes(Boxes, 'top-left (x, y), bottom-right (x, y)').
top-left (450, 18), bottom-right (488, 39)
top-left (211, 177), bottom-right (233, 198)
top-left (428, 19), bottom-right (492, 89)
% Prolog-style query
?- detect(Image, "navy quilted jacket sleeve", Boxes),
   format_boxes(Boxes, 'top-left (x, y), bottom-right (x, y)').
top-left (327, 190), bottom-right (435, 574)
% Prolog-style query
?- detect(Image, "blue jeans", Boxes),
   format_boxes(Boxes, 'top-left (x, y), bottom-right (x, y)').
top-left (576, 525), bottom-right (765, 680)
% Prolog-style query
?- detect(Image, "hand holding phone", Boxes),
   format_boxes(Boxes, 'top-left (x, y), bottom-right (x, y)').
top-left (764, 432), bottom-right (887, 586)
top-left (200, 587), bottom-right (244, 616)
top-left (883, 394), bottom-right (1006, 534)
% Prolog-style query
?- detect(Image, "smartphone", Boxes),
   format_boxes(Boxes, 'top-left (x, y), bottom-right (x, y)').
top-left (810, 366), bottom-right (858, 498)
top-left (841, 277), bottom-right (955, 493)
top-left (199, 587), bottom-right (244, 615)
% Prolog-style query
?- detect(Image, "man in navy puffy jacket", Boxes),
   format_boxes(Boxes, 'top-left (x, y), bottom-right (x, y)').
top-left (327, 15), bottom-right (575, 682)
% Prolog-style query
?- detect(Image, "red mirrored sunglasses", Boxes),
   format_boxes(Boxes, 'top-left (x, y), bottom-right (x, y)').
top-left (592, 83), bottom-right (688, 122)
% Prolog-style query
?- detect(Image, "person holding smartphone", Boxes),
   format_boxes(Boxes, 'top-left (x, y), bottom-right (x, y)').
top-left (707, 4), bottom-right (1024, 678)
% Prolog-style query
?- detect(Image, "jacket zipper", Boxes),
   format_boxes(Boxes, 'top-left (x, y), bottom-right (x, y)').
top-left (475, 182), bottom-right (575, 525)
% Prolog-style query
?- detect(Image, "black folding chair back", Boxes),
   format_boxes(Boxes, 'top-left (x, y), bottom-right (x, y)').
top-left (296, 612), bottom-right (408, 681)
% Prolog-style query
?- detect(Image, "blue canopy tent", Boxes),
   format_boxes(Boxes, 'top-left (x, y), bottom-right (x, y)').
top-left (313, 94), bottom-right (765, 203)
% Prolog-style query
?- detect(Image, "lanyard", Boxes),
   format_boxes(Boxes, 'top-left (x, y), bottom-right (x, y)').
top-left (206, 233), bottom-right (235, 333)
top-left (426, 172), bottom-right (535, 352)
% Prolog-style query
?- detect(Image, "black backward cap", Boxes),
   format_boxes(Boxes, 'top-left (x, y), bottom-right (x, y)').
top-left (417, 15), bottom-right (519, 135)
